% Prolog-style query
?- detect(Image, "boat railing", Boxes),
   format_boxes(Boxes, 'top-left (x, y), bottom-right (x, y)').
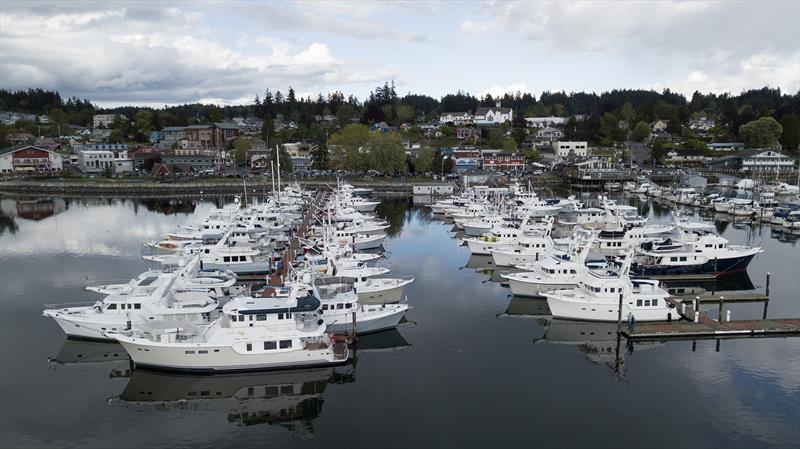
top-left (43, 301), bottom-right (98, 310)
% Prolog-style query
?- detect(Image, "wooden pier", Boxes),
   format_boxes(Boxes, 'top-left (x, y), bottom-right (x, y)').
top-left (619, 318), bottom-right (800, 341)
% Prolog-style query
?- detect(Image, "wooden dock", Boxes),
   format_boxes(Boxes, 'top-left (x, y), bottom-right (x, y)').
top-left (619, 318), bottom-right (800, 341)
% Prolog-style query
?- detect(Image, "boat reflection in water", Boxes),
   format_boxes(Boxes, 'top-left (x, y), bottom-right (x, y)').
top-left (110, 329), bottom-right (410, 438)
top-left (49, 338), bottom-right (129, 367)
top-left (501, 296), bottom-right (551, 318)
top-left (535, 318), bottom-right (664, 380)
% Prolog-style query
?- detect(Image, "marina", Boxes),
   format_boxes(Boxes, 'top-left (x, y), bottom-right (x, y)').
top-left (1, 185), bottom-right (799, 448)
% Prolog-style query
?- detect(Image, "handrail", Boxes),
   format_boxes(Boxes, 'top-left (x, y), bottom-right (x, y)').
top-left (43, 301), bottom-right (98, 310)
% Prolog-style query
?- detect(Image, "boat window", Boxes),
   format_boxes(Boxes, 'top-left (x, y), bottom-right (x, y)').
top-left (644, 300), bottom-right (650, 306)
top-left (205, 249), bottom-right (210, 254)
top-left (198, 350), bottom-right (208, 354)
top-left (264, 341), bottom-right (277, 350)
top-left (134, 304), bottom-right (141, 309)
top-left (223, 256), bottom-right (230, 262)
top-left (652, 299), bottom-right (658, 307)
top-left (679, 257), bottom-right (687, 262)
top-left (670, 257), bottom-right (678, 262)
top-left (636, 300), bottom-right (642, 306)
top-left (248, 315), bottom-right (254, 321)
top-left (279, 340), bottom-right (292, 349)
top-left (570, 270), bottom-right (576, 274)
top-left (345, 303), bottom-right (352, 309)
top-left (185, 350), bottom-right (195, 354)
top-left (322, 305), bottom-right (328, 310)
top-left (107, 304), bottom-right (117, 310)
top-left (256, 314), bottom-right (266, 321)
top-left (336, 304), bottom-right (344, 309)
top-left (278, 313), bottom-right (284, 320)
top-left (246, 343), bottom-right (252, 351)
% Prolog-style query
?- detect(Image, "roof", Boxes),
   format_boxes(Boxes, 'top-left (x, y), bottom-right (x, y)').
top-left (0, 144), bottom-right (53, 156)
top-left (214, 122), bottom-right (240, 130)
top-left (440, 112), bottom-right (470, 116)
top-left (161, 126), bottom-right (185, 132)
top-left (475, 107), bottom-right (512, 115)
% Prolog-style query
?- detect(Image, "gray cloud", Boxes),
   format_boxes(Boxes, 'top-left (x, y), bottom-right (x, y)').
top-left (0, 1), bottom-right (398, 105)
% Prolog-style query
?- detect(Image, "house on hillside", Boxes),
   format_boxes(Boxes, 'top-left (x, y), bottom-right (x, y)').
top-left (439, 112), bottom-right (473, 125)
top-left (525, 116), bottom-right (566, 128)
top-left (553, 141), bottom-right (589, 158)
top-left (370, 122), bottom-right (391, 133)
top-left (651, 120), bottom-right (669, 133)
top-left (474, 102), bottom-right (513, 126)
top-left (535, 126), bottom-right (563, 142)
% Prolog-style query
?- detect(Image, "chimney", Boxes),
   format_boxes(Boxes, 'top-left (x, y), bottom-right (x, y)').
top-left (495, 101), bottom-right (501, 108)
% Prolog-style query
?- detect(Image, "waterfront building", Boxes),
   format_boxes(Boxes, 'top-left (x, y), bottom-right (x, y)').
top-left (741, 150), bottom-right (796, 173)
top-left (0, 144), bottom-right (63, 174)
top-left (483, 153), bottom-right (525, 171)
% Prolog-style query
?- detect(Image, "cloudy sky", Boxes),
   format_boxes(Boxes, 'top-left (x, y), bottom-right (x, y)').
top-left (1, 1), bottom-right (798, 107)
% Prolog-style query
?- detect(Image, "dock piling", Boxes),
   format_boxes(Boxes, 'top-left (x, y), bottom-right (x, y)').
top-left (616, 293), bottom-right (623, 327)
top-left (694, 296), bottom-right (700, 323)
top-left (718, 296), bottom-right (724, 322)
top-left (726, 310), bottom-right (731, 322)
top-left (763, 272), bottom-right (771, 319)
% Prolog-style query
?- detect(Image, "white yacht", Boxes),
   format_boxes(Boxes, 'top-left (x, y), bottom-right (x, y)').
top-left (43, 261), bottom-right (222, 340)
top-left (464, 227), bottom-right (525, 256)
top-left (111, 284), bottom-right (349, 373)
top-left (502, 234), bottom-right (598, 297)
top-left (594, 224), bottom-right (673, 257)
top-left (313, 281), bottom-right (408, 334)
top-left (544, 255), bottom-right (677, 322)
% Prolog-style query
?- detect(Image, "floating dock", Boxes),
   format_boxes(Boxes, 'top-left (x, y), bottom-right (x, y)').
top-left (619, 319), bottom-right (800, 341)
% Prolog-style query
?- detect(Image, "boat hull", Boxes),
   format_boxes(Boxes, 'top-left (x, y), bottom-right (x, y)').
top-left (115, 337), bottom-right (348, 373)
top-left (545, 295), bottom-right (677, 322)
top-left (327, 305), bottom-right (407, 334)
top-left (632, 253), bottom-right (757, 276)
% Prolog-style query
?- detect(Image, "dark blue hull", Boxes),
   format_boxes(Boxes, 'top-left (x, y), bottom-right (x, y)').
top-left (632, 253), bottom-right (756, 277)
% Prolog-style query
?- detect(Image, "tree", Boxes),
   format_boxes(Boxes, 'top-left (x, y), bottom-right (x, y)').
top-left (486, 128), bottom-right (504, 148)
top-left (108, 129), bottom-right (124, 144)
top-left (739, 117), bottom-right (783, 148)
top-left (523, 150), bottom-right (540, 162)
top-left (414, 147), bottom-right (434, 173)
top-left (328, 124), bottom-right (370, 170)
top-left (431, 150), bottom-right (453, 175)
top-left (367, 132), bottom-right (406, 174)
top-left (261, 114), bottom-right (275, 145)
top-left (502, 137), bottom-right (518, 152)
top-left (310, 144), bottom-right (329, 170)
top-left (396, 104), bottom-right (415, 124)
top-left (632, 121), bottom-right (651, 142)
top-left (231, 137), bottom-right (250, 167)
top-left (209, 106), bottom-right (221, 123)
top-left (779, 114), bottom-right (800, 153)
top-left (134, 110), bottom-right (153, 134)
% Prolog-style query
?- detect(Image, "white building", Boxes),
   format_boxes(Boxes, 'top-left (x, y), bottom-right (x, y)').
top-left (554, 141), bottom-right (589, 157)
top-left (536, 126), bottom-right (564, 142)
top-left (439, 112), bottom-right (473, 125)
top-left (93, 113), bottom-right (127, 129)
top-left (741, 150), bottom-right (796, 173)
top-left (0, 145), bottom-right (63, 174)
top-left (474, 103), bottom-right (513, 126)
top-left (525, 116), bottom-right (567, 128)
top-left (76, 147), bottom-right (132, 174)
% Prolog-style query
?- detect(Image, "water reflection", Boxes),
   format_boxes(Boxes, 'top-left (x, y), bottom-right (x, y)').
top-left (49, 338), bottom-right (128, 367)
top-left (114, 366), bottom-right (348, 437)
top-left (108, 329), bottom-right (409, 438)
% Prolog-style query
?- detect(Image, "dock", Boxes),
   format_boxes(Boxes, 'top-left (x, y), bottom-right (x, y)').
top-left (619, 318), bottom-right (800, 341)
top-left (618, 291), bottom-right (800, 341)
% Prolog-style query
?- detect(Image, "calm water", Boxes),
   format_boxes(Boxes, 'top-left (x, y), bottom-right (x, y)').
top-left (1, 195), bottom-right (799, 449)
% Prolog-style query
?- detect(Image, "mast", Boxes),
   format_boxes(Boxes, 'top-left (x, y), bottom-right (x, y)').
top-left (276, 145), bottom-right (282, 202)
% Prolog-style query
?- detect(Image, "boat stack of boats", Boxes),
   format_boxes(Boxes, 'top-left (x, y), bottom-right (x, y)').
top-left (43, 182), bottom-right (413, 373)
top-left (432, 182), bottom-right (765, 323)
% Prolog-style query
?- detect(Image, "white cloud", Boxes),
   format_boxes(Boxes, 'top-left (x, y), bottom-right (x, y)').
top-left (0, 1), bottom-right (396, 105)
top-left (460, 1), bottom-right (800, 95)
